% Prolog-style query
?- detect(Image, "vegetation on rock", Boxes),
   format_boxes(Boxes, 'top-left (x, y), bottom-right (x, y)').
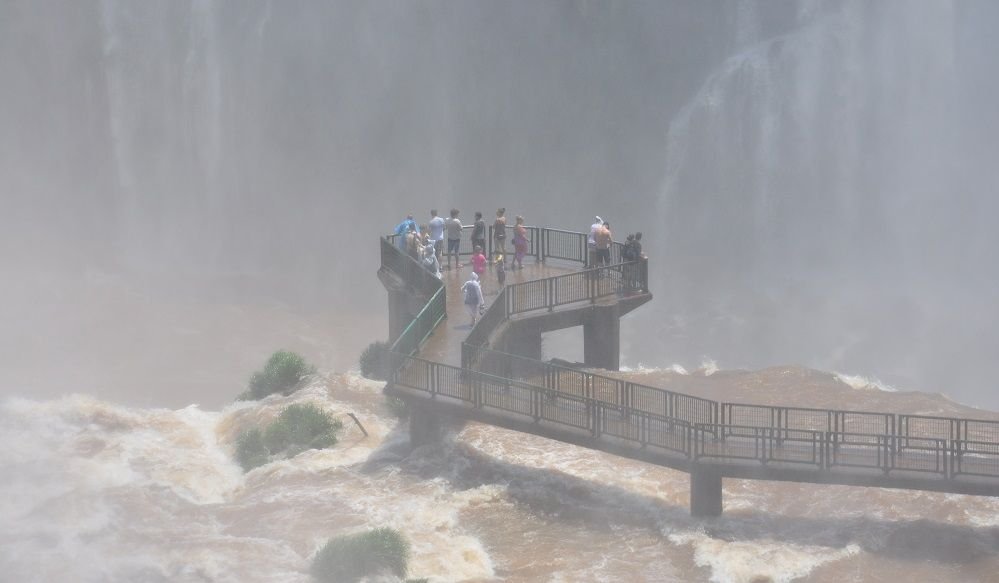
top-left (359, 340), bottom-right (390, 381)
top-left (241, 350), bottom-right (315, 400)
top-left (235, 403), bottom-right (342, 471)
top-left (311, 527), bottom-right (411, 583)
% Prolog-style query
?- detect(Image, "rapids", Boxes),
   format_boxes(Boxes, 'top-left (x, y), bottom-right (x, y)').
top-left (3, 370), bottom-right (998, 582)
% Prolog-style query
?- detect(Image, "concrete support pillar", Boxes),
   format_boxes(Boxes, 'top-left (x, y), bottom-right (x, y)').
top-left (504, 321), bottom-right (543, 361)
top-left (690, 468), bottom-right (723, 517)
top-left (409, 406), bottom-right (443, 447)
top-left (583, 304), bottom-right (620, 370)
top-left (387, 289), bottom-right (413, 342)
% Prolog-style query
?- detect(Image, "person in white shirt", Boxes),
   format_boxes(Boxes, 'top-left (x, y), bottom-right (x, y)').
top-left (444, 208), bottom-right (463, 269)
top-left (588, 215), bottom-right (603, 266)
top-left (428, 209), bottom-right (446, 262)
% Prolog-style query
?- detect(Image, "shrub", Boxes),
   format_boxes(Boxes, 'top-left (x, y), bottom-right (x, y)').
top-left (235, 428), bottom-right (269, 471)
top-left (246, 351), bottom-right (314, 400)
top-left (311, 528), bottom-right (410, 583)
top-left (359, 341), bottom-right (390, 380)
top-left (263, 403), bottom-right (343, 458)
top-left (233, 404), bottom-right (342, 472)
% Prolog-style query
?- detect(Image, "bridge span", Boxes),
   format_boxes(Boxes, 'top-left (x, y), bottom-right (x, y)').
top-left (378, 225), bottom-right (999, 516)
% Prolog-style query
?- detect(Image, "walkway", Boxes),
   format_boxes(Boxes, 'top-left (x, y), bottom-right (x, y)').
top-left (378, 226), bottom-right (999, 516)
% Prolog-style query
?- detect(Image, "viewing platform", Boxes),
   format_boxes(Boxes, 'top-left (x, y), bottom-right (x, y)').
top-left (377, 224), bottom-right (999, 517)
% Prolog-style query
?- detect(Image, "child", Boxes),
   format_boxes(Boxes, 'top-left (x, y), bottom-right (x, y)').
top-left (495, 254), bottom-right (506, 287)
top-left (471, 246), bottom-right (487, 292)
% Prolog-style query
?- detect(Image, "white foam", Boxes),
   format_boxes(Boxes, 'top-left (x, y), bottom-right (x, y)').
top-left (669, 531), bottom-right (860, 583)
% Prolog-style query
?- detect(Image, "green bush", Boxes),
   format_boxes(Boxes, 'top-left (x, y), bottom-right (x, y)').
top-left (234, 404), bottom-right (342, 472)
top-left (311, 528), bottom-right (410, 583)
top-left (359, 341), bottom-right (390, 380)
top-left (246, 351), bottom-right (314, 400)
top-left (263, 403), bottom-right (343, 458)
top-left (235, 428), bottom-right (270, 471)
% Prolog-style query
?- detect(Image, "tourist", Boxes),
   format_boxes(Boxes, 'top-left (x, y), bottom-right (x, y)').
top-left (594, 221), bottom-right (612, 266)
top-left (471, 245), bottom-right (487, 293)
top-left (634, 231), bottom-right (645, 259)
top-left (495, 254), bottom-right (506, 287)
top-left (588, 215), bottom-right (603, 266)
top-left (422, 241), bottom-right (441, 279)
top-left (445, 208), bottom-right (463, 269)
top-left (471, 211), bottom-right (486, 258)
top-left (405, 223), bottom-right (420, 261)
top-left (394, 214), bottom-right (417, 250)
top-left (622, 234), bottom-right (636, 261)
top-left (512, 215), bottom-right (529, 270)
top-left (428, 209), bottom-right (445, 261)
top-left (493, 207), bottom-right (507, 264)
top-left (461, 272), bottom-right (485, 326)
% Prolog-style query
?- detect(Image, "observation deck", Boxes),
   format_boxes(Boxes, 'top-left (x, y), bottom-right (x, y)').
top-left (377, 225), bottom-right (999, 517)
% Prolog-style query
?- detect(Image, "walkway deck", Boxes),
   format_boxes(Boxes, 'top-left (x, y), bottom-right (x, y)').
top-left (416, 260), bottom-right (579, 366)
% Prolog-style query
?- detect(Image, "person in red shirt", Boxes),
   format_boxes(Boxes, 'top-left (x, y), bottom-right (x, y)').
top-left (471, 246), bottom-right (487, 293)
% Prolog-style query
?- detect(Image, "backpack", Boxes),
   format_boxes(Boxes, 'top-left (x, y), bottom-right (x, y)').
top-left (464, 283), bottom-right (479, 305)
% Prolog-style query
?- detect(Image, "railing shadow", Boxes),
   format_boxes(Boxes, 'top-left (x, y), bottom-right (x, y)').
top-left (359, 422), bottom-right (999, 566)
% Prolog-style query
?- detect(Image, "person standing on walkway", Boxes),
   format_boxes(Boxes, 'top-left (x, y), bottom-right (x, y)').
top-left (445, 208), bottom-right (463, 269)
top-left (471, 245), bottom-right (487, 294)
top-left (512, 215), bottom-right (529, 270)
top-left (594, 221), bottom-right (612, 266)
top-left (588, 215), bottom-right (603, 266)
top-left (495, 254), bottom-right (506, 287)
top-left (394, 214), bottom-right (417, 250)
top-left (461, 272), bottom-right (485, 326)
top-left (471, 211), bottom-right (486, 256)
top-left (428, 209), bottom-right (445, 262)
top-left (493, 208), bottom-right (507, 264)
top-left (405, 223), bottom-right (420, 261)
top-left (633, 231), bottom-right (644, 259)
top-left (422, 240), bottom-right (442, 279)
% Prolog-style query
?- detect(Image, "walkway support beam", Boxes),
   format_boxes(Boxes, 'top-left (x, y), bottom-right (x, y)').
top-left (409, 405), bottom-right (444, 447)
top-left (690, 467), bottom-right (724, 517)
top-left (583, 304), bottom-right (621, 371)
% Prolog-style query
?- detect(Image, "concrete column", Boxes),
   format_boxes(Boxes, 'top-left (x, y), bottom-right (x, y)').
top-left (409, 406), bottom-right (443, 447)
top-left (690, 467), bottom-right (723, 517)
top-left (583, 305), bottom-right (620, 370)
top-left (504, 321), bottom-right (543, 361)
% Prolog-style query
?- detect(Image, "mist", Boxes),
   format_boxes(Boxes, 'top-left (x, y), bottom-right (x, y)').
top-left (2, 0), bottom-right (998, 409)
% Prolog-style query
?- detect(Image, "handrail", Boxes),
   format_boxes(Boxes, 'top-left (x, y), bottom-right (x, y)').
top-left (390, 285), bottom-right (447, 357)
top-left (391, 354), bottom-right (994, 478)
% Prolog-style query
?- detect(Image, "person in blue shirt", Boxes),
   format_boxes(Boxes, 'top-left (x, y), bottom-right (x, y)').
top-left (394, 215), bottom-right (418, 250)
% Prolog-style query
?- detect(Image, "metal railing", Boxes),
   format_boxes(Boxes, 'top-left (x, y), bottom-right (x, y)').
top-left (468, 345), bottom-right (718, 425)
top-left (391, 353), bottom-right (998, 479)
top-left (390, 286), bottom-right (447, 357)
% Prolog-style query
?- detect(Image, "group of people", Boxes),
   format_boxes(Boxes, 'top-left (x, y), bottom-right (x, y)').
top-left (394, 209), bottom-right (644, 326)
top-left (588, 216), bottom-right (645, 265)
top-left (393, 207), bottom-right (531, 281)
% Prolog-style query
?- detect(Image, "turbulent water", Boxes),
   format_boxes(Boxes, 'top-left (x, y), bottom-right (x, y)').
top-left (4, 369), bottom-right (998, 583)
